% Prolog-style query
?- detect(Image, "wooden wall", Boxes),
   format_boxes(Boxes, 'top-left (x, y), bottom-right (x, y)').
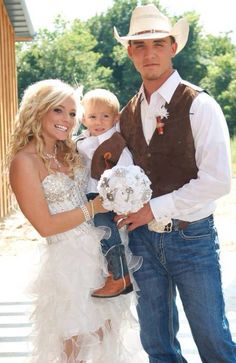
top-left (0, 0), bottom-right (18, 219)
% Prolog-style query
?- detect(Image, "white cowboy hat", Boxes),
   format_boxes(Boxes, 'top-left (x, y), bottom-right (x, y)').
top-left (114, 4), bottom-right (189, 55)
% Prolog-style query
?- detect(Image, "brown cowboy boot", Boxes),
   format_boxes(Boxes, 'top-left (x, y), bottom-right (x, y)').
top-left (91, 273), bottom-right (133, 298)
top-left (91, 244), bottom-right (133, 298)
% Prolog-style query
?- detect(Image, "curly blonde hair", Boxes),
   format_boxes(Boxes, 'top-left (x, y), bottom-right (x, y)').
top-left (81, 88), bottom-right (120, 115)
top-left (8, 79), bottom-right (82, 176)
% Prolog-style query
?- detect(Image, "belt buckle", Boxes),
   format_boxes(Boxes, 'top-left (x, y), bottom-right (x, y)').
top-left (164, 222), bottom-right (173, 233)
top-left (148, 219), bottom-right (173, 233)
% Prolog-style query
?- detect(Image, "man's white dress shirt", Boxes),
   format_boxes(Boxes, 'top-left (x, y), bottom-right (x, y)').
top-left (120, 71), bottom-right (232, 223)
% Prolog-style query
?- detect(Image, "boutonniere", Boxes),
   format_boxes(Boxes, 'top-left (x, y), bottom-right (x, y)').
top-left (154, 105), bottom-right (169, 135)
top-left (103, 152), bottom-right (112, 169)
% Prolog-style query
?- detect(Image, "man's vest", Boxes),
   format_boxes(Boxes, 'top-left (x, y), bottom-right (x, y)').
top-left (120, 83), bottom-right (200, 197)
top-left (91, 132), bottom-right (126, 180)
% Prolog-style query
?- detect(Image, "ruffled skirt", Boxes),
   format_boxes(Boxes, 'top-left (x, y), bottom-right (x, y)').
top-left (28, 225), bottom-right (144, 363)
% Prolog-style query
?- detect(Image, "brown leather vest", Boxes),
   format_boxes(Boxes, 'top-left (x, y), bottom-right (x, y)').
top-left (91, 132), bottom-right (126, 180)
top-left (120, 83), bottom-right (200, 197)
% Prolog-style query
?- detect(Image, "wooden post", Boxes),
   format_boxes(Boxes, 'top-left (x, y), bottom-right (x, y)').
top-left (0, 0), bottom-right (18, 219)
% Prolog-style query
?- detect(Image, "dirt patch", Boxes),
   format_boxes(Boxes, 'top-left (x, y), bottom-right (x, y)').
top-left (215, 178), bottom-right (236, 251)
top-left (0, 209), bottom-right (42, 255)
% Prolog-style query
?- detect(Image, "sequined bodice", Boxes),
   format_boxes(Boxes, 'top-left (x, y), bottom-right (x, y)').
top-left (42, 168), bottom-right (88, 214)
top-left (41, 168), bottom-right (91, 243)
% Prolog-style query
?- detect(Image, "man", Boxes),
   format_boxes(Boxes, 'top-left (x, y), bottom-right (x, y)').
top-left (114, 4), bottom-right (236, 363)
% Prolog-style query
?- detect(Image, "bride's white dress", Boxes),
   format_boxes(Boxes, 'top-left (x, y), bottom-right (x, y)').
top-left (28, 168), bottom-right (144, 363)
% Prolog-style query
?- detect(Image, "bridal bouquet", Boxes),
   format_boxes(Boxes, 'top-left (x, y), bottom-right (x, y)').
top-left (97, 165), bottom-right (152, 214)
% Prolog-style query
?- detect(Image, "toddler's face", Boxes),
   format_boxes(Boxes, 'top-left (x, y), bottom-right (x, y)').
top-left (83, 103), bottom-right (119, 136)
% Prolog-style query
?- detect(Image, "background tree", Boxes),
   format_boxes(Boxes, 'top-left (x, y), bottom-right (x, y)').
top-left (200, 34), bottom-right (236, 135)
top-left (16, 17), bottom-right (112, 99)
top-left (87, 0), bottom-right (139, 105)
top-left (173, 11), bottom-right (207, 84)
top-left (16, 0), bottom-right (236, 136)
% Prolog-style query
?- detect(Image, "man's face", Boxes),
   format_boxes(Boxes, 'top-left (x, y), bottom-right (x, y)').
top-left (127, 37), bottom-right (177, 82)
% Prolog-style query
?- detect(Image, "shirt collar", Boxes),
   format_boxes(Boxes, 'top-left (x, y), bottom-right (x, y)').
top-left (77, 128), bottom-right (91, 140)
top-left (97, 126), bottom-right (116, 143)
top-left (139, 70), bottom-right (182, 104)
top-left (79, 126), bottom-right (116, 142)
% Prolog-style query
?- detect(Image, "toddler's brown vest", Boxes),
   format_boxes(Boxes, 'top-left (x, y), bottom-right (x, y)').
top-left (91, 132), bottom-right (126, 180)
top-left (120, 83), bottom-right (201, 197)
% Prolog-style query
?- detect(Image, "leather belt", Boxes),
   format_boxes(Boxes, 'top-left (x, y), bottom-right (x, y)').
top-left (164, 220), bottom-right (190, 232)
top-left (148, 215), bottom-right (213, 233)
top-left (148, 218), bottom-right (190, 233)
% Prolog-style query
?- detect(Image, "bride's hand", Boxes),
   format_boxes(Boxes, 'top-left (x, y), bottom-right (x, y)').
top-left (92, 195), bottom-right (109, 214)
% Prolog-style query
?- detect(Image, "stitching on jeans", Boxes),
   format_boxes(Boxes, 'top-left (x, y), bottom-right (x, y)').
top-left (158, 234), bottom-right (166, 266)
top-left (168, 278), bottom-right (184, 362)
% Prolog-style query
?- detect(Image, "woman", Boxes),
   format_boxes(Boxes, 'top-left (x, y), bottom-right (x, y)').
top-left (9, 79), bottom-right (141, 363)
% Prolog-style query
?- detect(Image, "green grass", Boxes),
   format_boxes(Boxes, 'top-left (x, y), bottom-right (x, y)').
top-left (231, 136), bottom-right (236, 177)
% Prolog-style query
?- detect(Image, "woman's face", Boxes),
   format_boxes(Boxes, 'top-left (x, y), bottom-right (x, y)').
top-left (41, 96), bottom-right (77, 142)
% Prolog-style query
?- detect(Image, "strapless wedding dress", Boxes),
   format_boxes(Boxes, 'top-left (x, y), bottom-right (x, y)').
top-left (28, 168), bottom-right (145, 363)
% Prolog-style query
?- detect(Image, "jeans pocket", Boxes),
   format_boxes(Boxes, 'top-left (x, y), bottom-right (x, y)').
top-left (179, 218), bottom-right (212, 241)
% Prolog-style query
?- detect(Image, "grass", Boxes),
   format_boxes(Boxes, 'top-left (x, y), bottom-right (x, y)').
top-left (231, 136), bottom-right (236, 177)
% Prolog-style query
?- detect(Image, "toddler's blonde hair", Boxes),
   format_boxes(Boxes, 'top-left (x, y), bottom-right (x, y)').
top-left (81, 88), bottom-right (120, 115)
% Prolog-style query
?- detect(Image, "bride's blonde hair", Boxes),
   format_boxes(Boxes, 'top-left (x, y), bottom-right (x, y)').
top-left (8, 79), bottom-right (82, 175)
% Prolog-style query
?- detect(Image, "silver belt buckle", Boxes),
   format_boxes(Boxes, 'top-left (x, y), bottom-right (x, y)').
top-left (148, 219), bottom-right (173, 233)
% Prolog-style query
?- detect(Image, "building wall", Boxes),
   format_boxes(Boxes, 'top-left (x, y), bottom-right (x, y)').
top-left (0, 0), bottom-right (18, 218)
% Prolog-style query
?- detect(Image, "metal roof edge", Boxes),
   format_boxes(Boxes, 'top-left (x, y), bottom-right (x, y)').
top-left (4, 0), bottom-right (35, 41)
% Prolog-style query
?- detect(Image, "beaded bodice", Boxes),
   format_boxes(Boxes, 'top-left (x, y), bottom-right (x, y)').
top-left (42, 168), bottom-right (88, 214)
top-left (41, 167), bottom-right (92, 243)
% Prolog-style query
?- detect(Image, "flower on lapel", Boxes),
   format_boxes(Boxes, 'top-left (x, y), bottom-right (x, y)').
top-left (154, 105), bottom-right (169, 135)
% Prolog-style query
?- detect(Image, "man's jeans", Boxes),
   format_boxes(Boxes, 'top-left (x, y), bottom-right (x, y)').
top-left (129, 215), bottom-right (236, 362)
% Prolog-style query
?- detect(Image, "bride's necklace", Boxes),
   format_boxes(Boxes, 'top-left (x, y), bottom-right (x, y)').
top-left (44, 145), bottom-right (62, 169)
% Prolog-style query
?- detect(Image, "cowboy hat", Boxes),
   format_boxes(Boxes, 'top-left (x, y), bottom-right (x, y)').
top-left (114, 4), bottom-right (189, 55)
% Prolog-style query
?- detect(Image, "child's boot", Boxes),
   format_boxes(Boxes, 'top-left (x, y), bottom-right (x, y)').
top-left (91, 244), bottom-right (133, 298)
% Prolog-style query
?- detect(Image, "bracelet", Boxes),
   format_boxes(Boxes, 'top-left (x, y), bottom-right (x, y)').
top-left (80, 203), bottom-right (91, 222)
top-left (89, 200), bottom-right (95, 219)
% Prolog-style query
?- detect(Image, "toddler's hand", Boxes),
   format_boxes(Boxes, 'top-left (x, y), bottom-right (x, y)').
top-left (93, 195), bottom-right (109, 214)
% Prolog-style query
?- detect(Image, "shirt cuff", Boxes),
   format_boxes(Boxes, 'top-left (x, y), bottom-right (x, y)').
top-left (149, 193), bottom-right (178, 221)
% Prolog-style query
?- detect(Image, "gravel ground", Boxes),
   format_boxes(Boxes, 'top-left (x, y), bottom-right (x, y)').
top-left (0, 179), bottom-right (236, 255)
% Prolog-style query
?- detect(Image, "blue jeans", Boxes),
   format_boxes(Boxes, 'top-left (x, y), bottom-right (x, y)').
top-left (87, 193), bottom-right (122, 254)
top-left (129, 215), bottom-right (236, 363)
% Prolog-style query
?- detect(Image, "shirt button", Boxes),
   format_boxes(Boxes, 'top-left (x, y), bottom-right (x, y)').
top-left (146, 170), bottom-right (151, 175)
top-left (147, 153), bottom-right (151, 158)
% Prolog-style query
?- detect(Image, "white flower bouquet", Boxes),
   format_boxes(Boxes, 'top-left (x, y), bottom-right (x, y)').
top-left (97, 165), bottom-right (152, 214)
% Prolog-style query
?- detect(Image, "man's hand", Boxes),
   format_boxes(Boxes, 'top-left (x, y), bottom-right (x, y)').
top-left (114, 203), bottom-right (154, 231)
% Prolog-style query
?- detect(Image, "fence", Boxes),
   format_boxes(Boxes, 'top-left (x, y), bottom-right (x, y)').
top-left (0, 0), bottom-right (18, 219)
